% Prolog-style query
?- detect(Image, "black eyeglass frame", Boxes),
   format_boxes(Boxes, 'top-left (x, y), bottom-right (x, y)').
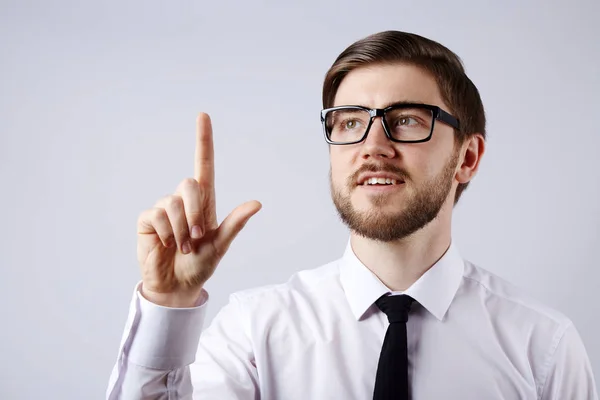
top-left (320, 103), bottom-right (460, 145)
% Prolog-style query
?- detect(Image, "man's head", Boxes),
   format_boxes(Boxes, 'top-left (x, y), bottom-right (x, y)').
top-left (323, 31), bottom-right (486, 242)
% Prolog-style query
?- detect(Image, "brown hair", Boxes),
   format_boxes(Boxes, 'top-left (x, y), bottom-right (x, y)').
top-left (322, 31), bottom-right (486, 204)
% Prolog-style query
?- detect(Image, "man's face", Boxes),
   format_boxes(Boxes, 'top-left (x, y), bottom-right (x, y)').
top-left (329, 63), bottom-right (460, 242)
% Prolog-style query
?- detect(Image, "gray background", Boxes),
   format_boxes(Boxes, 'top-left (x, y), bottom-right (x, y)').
top-left (1, 0), bottom-right (598, 398)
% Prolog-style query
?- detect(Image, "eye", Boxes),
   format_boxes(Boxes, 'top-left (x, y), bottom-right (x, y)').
top-left (343, 119), bottom-right (362, 130)
top-left (395, 116), bottom-right (418, 126)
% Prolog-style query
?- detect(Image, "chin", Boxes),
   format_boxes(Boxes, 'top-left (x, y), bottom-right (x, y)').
top-left (352, 193), bottom-right (407, 210)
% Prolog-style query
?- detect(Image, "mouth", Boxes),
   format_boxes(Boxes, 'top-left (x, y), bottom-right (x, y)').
top-left (356, 173), bottom-right (406, 186)
top-left (359, 177), bottom-right (403, 186)
top-left (354, 176), bottom-right (406, 196)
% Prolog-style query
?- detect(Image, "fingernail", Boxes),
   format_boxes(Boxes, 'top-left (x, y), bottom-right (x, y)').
top-left (191, 225), bottom-right (203, 239)
top-left (182, 241), bottom-right (191, 254)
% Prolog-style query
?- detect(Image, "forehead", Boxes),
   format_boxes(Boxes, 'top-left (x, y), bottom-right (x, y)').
top-left (333, 63), bottom-right (447, 110)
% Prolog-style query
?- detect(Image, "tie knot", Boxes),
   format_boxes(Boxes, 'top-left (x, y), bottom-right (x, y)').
top-left (375, 294), bottom-right (414, 323)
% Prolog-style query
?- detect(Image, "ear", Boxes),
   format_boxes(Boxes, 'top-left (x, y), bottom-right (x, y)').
top-left (456, 134), bottom-right (485, 184)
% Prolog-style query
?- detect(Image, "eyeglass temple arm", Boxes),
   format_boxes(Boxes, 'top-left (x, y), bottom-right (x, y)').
top-left (437, 108), bottom-right (460, 130)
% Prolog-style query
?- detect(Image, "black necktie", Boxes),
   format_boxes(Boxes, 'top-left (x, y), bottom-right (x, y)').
top-left (373, 294), bottom-right (415, 400)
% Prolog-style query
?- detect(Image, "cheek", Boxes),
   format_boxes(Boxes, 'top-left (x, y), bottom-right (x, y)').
top-left (403, 143), bottom-right (447, 180)
top-left (330, 167), bottom-right (347, 192)
top-left (329, 149), bottom-right (352, 181)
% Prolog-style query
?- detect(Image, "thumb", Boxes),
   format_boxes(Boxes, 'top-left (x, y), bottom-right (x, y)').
top-left (213, 200), bottom-right (262, 257)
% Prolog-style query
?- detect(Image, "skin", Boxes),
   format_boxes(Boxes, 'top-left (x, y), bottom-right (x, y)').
top-left (329, 63), bottom-right (485, 291)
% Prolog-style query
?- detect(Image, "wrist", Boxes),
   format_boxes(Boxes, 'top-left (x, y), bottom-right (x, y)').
top-left (140, 285), bottom-right (204, 308)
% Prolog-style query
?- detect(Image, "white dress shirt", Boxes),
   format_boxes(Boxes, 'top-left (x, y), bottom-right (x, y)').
top-left (107, 242), bottom-right (598, 399)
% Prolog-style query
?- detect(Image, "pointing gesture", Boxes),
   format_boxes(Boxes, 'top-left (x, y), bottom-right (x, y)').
top-left (136, 113), bottom-right (262, 307)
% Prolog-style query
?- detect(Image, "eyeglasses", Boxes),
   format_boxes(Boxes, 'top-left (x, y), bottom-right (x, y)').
top-left (320, 103), bottom-right (460, 145)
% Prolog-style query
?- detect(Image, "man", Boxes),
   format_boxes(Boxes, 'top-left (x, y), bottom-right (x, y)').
top-left (106, 31), bottom-right (598, 399)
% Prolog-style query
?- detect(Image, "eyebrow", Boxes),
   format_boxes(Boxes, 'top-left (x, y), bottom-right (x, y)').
top-left (382, 100), bottom-right (424, 108)
top-left (342, 100), bottom-right (426, 109)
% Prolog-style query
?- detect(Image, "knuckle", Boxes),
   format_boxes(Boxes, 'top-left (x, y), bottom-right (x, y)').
top-left (182, 177), bottom-right (198, 187)
top-left (165, 195), bottom-right (182, 210)
top-left (139, 208), bottom-right (156, 223)
top-left (177, 178), bottom-right (198, 193)
top-left (138, 208), bottom-right (149, 219)
top-left (151, 207), bottom-right (167, 222)
top-left (174, 218), bottom-right (190, 237)
top-left (137, 211), bottom-right (149, 226)
top-left (159, 228), bottom-right (174, 241)
top-left (187, 209), bottom-right (203, 219)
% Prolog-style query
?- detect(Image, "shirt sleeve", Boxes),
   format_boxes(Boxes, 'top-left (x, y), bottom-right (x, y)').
top-left (540, 322), bottom-right (599, 400)
top-left (105, 282), bottom-right (208, 399)
top-left (106, 282), bottom-right (259, 400)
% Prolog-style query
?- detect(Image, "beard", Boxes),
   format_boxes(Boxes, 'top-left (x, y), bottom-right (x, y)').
top-left (330, 150), bottom-right (459, 242)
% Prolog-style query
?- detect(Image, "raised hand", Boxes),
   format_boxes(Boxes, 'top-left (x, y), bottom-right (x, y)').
top-left (136, 113), bottom-right (262, 307)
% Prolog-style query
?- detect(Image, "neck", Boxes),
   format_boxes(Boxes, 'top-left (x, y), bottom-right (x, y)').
top-left (349, 209), bottom-right (453, 292)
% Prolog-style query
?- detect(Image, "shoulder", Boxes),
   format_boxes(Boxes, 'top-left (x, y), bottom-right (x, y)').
top-left (461, 259), bottom-right (572, 329)
top-left (460, 261), bottom-right (596, 397)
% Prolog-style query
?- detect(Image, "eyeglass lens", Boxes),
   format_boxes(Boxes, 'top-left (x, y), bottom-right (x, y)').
top-left (325, 107), bottom-right (434, 143)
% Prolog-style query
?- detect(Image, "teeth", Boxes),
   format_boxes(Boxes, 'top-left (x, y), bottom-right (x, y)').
top-left (363, 177), bottom-right (398, 185)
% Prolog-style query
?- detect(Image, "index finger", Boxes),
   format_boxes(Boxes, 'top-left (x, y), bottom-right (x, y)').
top-left (195, 112), bottom-right (214, 187)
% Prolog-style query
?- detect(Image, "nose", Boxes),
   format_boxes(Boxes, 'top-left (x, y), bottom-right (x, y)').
top-left (360, 117), bottom-right (396, 160)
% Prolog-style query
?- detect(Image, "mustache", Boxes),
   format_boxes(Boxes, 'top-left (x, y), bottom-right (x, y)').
top-left (348, 163), bottom-right (410, 186)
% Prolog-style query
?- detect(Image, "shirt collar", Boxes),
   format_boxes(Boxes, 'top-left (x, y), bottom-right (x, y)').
top-left (339, 239), bottom-right (464, 321)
